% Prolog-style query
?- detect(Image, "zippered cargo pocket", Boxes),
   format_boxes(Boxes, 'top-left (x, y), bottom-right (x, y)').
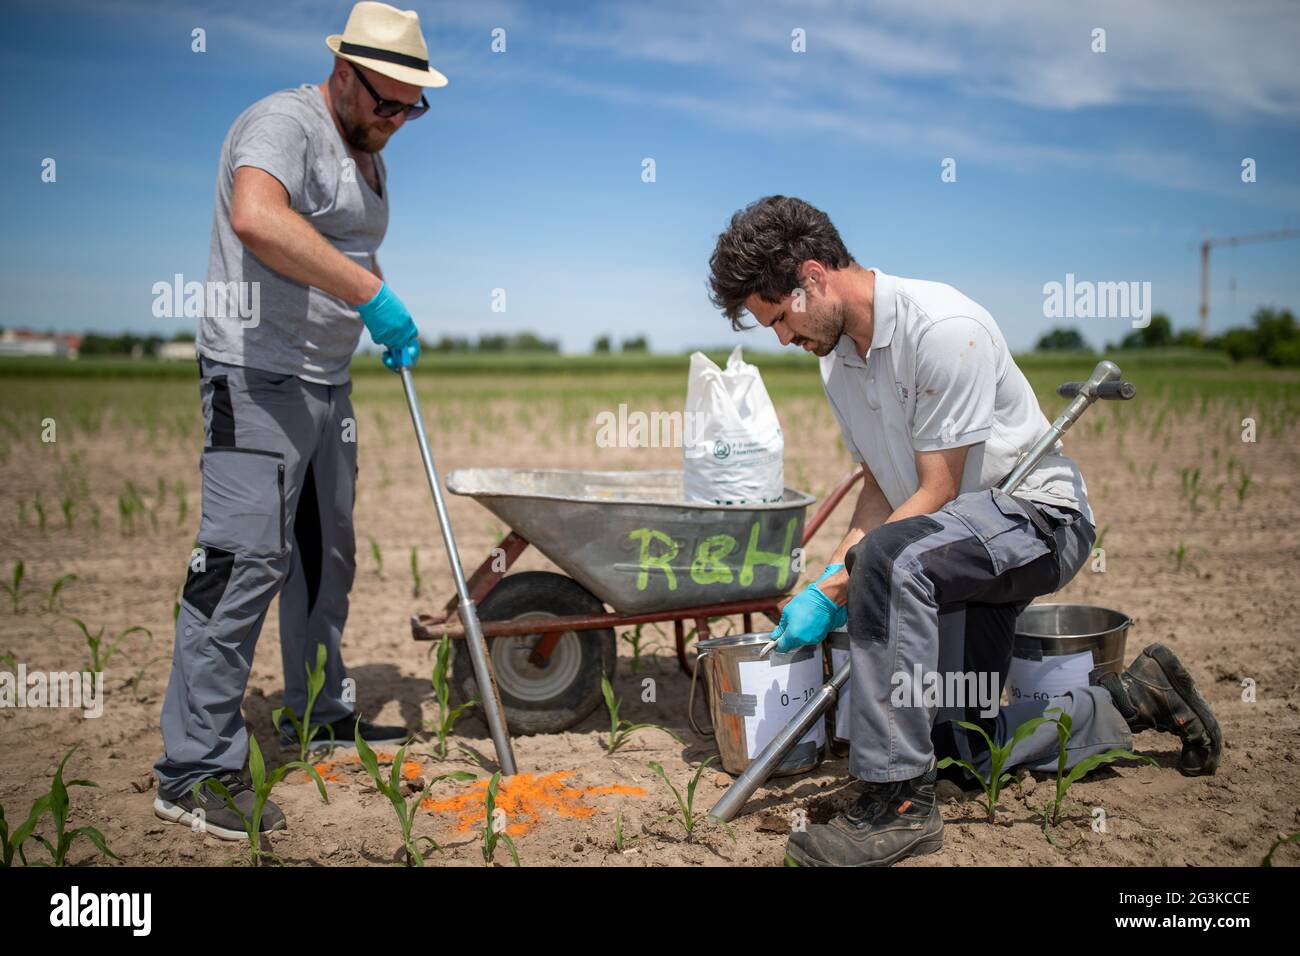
top-left (197, 446), bottom-right (287, 558)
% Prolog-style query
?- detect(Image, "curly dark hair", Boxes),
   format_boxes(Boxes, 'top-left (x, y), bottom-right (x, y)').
top-left (707, 196), bottom-right (855, 330)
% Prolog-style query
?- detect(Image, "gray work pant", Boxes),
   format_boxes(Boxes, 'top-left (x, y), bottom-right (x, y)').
top-left (843, 488), bottom-right (1131, 784)
top-left (155, 357), bottom-right (358, 799)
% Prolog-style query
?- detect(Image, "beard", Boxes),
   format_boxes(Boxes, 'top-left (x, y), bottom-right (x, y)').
top-left (798, 302), bottom-right (847, 356)
top-left (338, 101), bottom-right (394, 153)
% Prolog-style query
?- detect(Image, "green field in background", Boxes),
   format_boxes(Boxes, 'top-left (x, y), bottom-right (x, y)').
top-left (0, 350), bottom-right (1295, 436)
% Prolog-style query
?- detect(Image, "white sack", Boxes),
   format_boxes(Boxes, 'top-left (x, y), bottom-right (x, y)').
top-left (683, 345), bottom-right (785, 505)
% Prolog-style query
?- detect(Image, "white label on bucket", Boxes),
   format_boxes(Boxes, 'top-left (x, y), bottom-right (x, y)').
top-left (738, 652), bottom-right (826, 756)
top-left (830, 645), bottom-right (852, 740)
top-left (1006, 650), bottom-right (1094, 705)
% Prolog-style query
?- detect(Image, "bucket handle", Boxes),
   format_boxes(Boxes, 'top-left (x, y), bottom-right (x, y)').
top-left (687, 650), bottom-right (714, 737)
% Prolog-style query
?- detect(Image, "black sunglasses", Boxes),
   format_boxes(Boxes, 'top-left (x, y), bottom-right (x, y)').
top-left (350, 63), bottom-right (428, 120)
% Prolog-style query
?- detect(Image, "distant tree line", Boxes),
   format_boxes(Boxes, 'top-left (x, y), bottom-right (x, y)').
top-left (423, 332), bottom-right (560, 352)
top-left (592, 335), bottom-right (648, 353)
top-left (1036, 306), bottom-right (1300, 366)
top-left (77, 330), bottom-right (192, 357)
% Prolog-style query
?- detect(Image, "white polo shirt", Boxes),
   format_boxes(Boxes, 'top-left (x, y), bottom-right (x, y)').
top-left (819, 269), bottom-right (1093, 524)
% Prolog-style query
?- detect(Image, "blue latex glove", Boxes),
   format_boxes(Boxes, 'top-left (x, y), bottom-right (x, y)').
top-left (771, 563), bottom-right (848, 653)
top-left (357, 281), bottom-right (419, 351)
top-left (382, 336), bottom-right (421, 370)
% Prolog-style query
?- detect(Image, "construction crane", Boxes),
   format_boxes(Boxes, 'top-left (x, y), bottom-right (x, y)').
top-left (1199, 227), bottom-right (1300, 338)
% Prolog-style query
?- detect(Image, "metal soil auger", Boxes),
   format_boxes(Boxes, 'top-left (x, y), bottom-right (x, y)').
top-left (708, 359), bottom-right (1135, 823)
top-left (398, 366), bottom-right (517, 776)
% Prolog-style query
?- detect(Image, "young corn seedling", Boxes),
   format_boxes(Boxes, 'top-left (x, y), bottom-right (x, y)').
top-left (34, 497), bottom-right (47, 535)
top-left (2, 790), bottom-right (53, 866)
top-left (1235, 471), bottom-right (1252, 507)
top-left (1167, 542), bottom-right (1202, 574)
top-left (175, 483), bottom-right (188, 527)
top-left (425, 636), bottom-right (475, 759)
top-left (118, 493), bottom-right (135, 535)
top-left (369, 537), bottom-right (383, 577)
top-left (355, 725), bottom-right (474, 866)
top-left (194, 734), bottom-right (327, 866)
top-left (455, 743), bottom-right (489, 771)
top-left (1262, 829), bottom-right (1300, 867)
top-left (1039, 707), bottom-right (1155, 847)
top-left (601, 674), bottom-right (683, 754)
top-left (2, 560), bottom-right (25, 613)
top-left (480, 772), bottom-right (521, 866)
top-left (649, 757), bottom-right (734, 844)
top-left (410, 547), bottom-right (422, 598)
top-left (620, 623), bottom-right (648, 674)
top-left (60, 495), bottom-right (75, 530)
top-left (45, 574), bottom-right (77, 614)
top-left (1093, 524), bottom-right (1110, 552)
top-left (936, 716), bottom-right (1055, 823)
top-left (1179, 466), bottom-right (1203, 511)
top-left (272, 642), bottom-right (334, 763)
top-left (613, 811), bottom-right (624, 852)
top-left (21, 745), bottom-right (119, 866)
top-left (69, 618), bottom-right (151, 674)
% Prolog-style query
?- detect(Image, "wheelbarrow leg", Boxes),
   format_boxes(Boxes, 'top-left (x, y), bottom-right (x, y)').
top-left (675, 619), bottom-right (690, 676)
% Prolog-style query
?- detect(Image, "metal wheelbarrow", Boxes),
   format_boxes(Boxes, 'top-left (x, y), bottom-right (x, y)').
top-left (411, 467), bottom-right (861, 734)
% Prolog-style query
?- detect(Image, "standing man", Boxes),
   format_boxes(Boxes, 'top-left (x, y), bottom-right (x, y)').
top-left (154, 2), bottom-right (448, 841)
top-left (707, 196), bottom-right (1222, 867)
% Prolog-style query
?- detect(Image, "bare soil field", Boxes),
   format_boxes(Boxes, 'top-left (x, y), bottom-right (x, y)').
top-left (1, 361), bottom-right (1297, 867)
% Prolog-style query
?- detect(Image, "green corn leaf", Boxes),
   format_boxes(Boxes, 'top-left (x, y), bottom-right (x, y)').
top-left (354, 725), bottom-right (396, 801)
top-left (1062, 748), bottom-right (1157, 789)
top-left (69, 825), bottom-right (119, 862)
top-left (248, 734), bottom-right (267, 790)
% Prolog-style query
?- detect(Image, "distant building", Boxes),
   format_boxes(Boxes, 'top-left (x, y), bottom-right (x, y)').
top-left (158, 340), bottom-right (197, 361)
top-left (0, 328), bottom-right (81, 358)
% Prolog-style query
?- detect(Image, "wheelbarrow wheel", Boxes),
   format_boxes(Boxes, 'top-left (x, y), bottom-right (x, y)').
top-left (454, 571), bottom-right (617, 735)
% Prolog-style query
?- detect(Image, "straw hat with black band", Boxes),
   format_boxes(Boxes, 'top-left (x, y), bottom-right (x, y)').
top-left (326, 1), bottom-right (448, 88)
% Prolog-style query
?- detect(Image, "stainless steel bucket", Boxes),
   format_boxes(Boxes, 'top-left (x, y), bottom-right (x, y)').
top-left (688, 633), bottom-right (824, 777)
top-left (1007, 603), bottom-right (1131, 705)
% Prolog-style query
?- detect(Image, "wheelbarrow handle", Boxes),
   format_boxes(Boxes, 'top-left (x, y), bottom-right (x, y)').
top-left (1057, 380), bottom-right (1136, 400)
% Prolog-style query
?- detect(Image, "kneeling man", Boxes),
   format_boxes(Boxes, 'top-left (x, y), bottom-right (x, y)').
top-left (707, 196), bottom-right (1222, 867)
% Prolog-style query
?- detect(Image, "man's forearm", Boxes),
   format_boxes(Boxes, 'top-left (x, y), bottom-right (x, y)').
top-left (237, 203), bottom-right (381, 306)
top-left (819, 473), bottom-right (955, 606)
top-left (816, 467), bottom-right (892, 605)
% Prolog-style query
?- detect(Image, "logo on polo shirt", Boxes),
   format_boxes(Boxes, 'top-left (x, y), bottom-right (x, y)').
top-left (896, 383), bottom-right (909, 403)
top-left (712, 440), bottom-right (732, 459)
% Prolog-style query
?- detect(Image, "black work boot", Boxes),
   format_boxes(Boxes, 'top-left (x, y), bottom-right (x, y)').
top-left (786, 763), bottom-right (943, 867)
top-left (1098, 642), bottom-right (1222, 776)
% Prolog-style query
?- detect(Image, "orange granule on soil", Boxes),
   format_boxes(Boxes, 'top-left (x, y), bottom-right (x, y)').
top-left (310, 751), bottom-right (419, 783)
top-left (421, 771), bottom-right (645, 837)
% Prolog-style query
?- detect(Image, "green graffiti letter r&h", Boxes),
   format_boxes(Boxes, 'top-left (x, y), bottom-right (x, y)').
top-left (690, 534), bottom-right (736, 585)
top-left (740, 518), bottom-right (797, 588)
top-left (629, 528), bottom-right (678, 591)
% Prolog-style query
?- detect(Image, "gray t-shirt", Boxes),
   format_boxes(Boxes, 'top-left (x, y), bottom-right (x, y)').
top-left (198, 85), bottom-right (388, 385)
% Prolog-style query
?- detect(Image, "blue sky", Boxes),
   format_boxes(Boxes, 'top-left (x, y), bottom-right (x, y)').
top-left (3, 0), bottom-right (1299, 353)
